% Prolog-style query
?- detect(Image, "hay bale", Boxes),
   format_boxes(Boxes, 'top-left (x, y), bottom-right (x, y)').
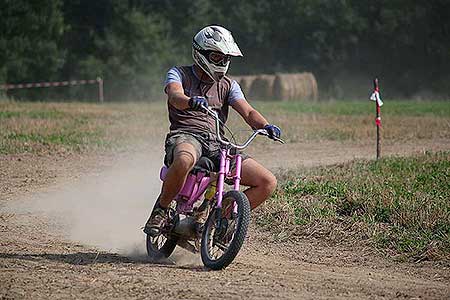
top-left (273, 74), bottom-right (292, 100)
top-left (274, 73), bottom-right (318, 101)
top-left (238, 75), bottom-right (257, 95)
top-left (306, 72), bottom-right (319, 100)
top-left (249, 74), bottom-right (276, 101)
top-left (230, 75), bottom-right (242, 85)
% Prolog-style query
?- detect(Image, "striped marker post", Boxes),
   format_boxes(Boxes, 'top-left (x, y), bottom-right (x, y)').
top-left (0, 78), bottom-right (104, 102)
top-left (369, 78), bottom-right (383, 160)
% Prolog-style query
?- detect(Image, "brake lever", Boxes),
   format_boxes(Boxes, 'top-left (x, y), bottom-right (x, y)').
top-left (200, 104), bottom-right (215, 116)
top-left (258, 129), bottom-right (285, 144)
top-left (272, 136), bottom-right (285, 144)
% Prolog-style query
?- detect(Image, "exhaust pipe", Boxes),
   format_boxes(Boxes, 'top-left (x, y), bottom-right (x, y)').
top-left (173, 215), bottom-right (197, 239)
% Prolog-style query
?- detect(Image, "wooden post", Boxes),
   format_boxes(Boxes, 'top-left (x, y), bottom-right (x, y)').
top-left (97, 77), bottom-right (104, 103)
top-left (374, 78), bottom-right (381, 160)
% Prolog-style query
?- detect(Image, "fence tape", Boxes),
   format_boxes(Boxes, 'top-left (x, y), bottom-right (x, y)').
top-left (1, 79), bottom-right (101, 90)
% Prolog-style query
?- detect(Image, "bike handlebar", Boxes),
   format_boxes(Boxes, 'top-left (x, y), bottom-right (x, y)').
top-left (201, 105), bottom-right (284, 150)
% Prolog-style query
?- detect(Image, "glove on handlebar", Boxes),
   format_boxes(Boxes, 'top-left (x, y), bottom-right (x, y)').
top-left (188, 96), bottom-right (208, 111)
top-left (264, 124), bottom-right (282, 139)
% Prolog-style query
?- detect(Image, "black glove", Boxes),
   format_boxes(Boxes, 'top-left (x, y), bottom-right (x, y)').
top-left (188, 96), bottom-right (208, 111)
top-left (264, 124), bottom-right (282, 139)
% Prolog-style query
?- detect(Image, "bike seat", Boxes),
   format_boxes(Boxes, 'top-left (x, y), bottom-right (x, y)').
top-left (191, 157), bottom-right (216, 175)
top-left (160, 157), bottom-right (216, 182)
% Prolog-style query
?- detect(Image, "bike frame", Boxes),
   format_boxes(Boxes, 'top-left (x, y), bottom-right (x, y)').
top-left (216, 149), bottom-right (241, 210)
top-left (159, 148), bottom-right (241, 215)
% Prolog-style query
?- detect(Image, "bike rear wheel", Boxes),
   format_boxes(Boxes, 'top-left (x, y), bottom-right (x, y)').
top-left (201, 190), bottom-right (250, 270)
top-left (146, 199), bottom-right (178, 260)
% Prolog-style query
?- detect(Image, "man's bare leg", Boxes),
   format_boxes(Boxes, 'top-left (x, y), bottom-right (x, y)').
top-left (240, 158), bottom-right (277, 209)
top-left (159, 143), bottom-right (198, 207)
top-left (144, 143), bottom-right (197, 235)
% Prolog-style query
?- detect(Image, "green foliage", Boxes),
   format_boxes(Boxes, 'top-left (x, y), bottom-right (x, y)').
top-left (0, 0), bottom-right (66, 89)
top-left (66, 2), bottom-right (175, 100)
top-left (262, 152), bottom-right (450, 260)
top-left (1, 0), bottom-right (449, 100)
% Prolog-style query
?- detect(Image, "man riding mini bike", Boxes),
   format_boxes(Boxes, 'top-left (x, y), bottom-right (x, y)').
top-left (143, 25), bottom-right (282, 269)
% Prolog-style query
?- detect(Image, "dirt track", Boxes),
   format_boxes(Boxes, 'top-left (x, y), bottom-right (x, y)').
top-left (1, 140), bottom-right (450, 299)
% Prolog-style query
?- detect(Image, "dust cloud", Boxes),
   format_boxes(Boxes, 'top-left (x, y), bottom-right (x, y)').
top-left (9, 151), bottom-right (178, 259)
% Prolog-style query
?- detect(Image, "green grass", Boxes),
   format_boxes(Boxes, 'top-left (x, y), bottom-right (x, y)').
top-left (256, 151), bottom-right (450, 260)
top-left (254, 100), bottom-right (450, 117)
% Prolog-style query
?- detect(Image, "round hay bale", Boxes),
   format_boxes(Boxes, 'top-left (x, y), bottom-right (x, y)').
top-left (306, 72), bottom-right (319, 101)
top-left (230, 75), bottom-right (242, 85)
top-left (274, 74), bottom-right (294, 101)
top-left (295, 73), bottom-right (308, 100)
top-left (249, 74), bottom-right (276, 101)
top-left (274, 73), bottom-right (318, 101)
top-left (239, 75), bottom-right (257, 95)
top-left (296, 73), bottom-right (318, 101)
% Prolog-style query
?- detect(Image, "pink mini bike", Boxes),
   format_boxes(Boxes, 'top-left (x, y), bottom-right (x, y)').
top-left (146, 106), bottom-right (283, 270)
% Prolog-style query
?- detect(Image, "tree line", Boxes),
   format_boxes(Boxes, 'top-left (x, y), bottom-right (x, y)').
top-left (1, 0), bottom-right (449, 101)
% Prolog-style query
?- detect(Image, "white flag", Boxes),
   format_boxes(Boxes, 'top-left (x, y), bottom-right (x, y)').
top-left (370, 91), bottom-right (383, 106)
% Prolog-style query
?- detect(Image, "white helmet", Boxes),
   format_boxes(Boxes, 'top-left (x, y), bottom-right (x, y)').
top-left (192, 25), bottom-right (243, 82)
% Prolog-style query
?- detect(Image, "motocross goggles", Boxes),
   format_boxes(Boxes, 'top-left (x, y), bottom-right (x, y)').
top-left (199, 50), bottom-right (231, 66)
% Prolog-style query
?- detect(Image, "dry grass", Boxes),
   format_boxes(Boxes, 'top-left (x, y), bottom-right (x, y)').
top-left (249, 101), bottom-right (450, 143)
top-left (2, 99), bottom-right (449, 155)
top-left (0, 100), bottom-right (168, 154)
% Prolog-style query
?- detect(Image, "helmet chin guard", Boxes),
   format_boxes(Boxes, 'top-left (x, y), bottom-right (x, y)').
top-left (192, 25), bottom-right (243, 82)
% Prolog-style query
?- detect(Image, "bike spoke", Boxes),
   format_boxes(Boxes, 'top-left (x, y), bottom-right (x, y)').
top-left (157, 235), bottom-right (166, 249)
top-left (207, 225), bottom-right (224, 260)
top-left (207, 221), bottom-right (236, 259)
top-left (214, 241), bottom-right (228, 252)
top-left (211, 244), bottom-right (223, 259)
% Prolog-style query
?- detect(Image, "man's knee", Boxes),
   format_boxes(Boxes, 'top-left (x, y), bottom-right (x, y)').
top-left (171, 149), bottom-right (197, 173)
top-left (262, 172), bottom-right (277, 194)
top-left (242, 159), bottom-right (277, 192)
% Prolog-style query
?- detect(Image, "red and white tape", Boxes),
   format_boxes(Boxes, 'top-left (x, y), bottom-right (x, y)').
top-left (0, 78), bottom-right (101, 90)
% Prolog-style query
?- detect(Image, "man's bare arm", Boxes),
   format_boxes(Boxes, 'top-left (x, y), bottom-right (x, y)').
top-left (166, 82), bottom-right (190, 110)
top-left (231, 99), bottom-right (269, 129)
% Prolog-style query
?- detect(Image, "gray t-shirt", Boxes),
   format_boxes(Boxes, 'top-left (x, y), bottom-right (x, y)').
top-left (164, 65), bottom-right (246, 135)
top-left (165, 66), bottom-right (245, 105)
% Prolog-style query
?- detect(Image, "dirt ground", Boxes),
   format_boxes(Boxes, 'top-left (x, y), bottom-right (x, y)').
top-left (1, 139), bottom-right (450, 299)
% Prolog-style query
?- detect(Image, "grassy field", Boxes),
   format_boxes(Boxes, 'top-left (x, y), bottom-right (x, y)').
top-left (252, 101), bottom-right (450, 143)
top-left (1, 98), bottom-right (449, 260)
top-left (256, 151), bottom-right (450, 261)
top-left (0, 100), bottom-right (167, 154)
top-left (1, 99), bottom-right (449, 154)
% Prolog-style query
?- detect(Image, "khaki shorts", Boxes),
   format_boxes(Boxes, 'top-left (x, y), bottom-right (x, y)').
top-left (164, 130), bottom-right (249, 171)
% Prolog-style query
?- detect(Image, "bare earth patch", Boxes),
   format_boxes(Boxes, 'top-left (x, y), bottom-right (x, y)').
top-left (1, 139), bottom-right (449, 299)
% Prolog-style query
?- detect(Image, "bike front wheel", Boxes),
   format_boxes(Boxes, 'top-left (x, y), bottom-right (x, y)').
top-left (201, 190), bottom-right (250, 270)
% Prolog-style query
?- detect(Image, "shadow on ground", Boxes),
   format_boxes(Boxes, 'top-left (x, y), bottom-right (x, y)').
top-left (0, 252), bottom-right (209, 272)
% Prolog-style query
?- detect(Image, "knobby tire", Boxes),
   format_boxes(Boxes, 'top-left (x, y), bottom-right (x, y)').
top-left (201, 190), bottom-right (251, 270)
